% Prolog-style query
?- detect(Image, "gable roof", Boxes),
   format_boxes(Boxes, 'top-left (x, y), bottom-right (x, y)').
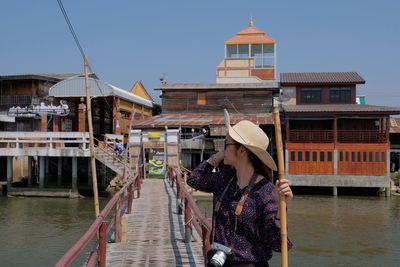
top-left (130, 81), bottom-right (154, 102)
top-left (49, 77), bottom-right (154, 108)
top-left (280, 72), bottom-right (365, 85)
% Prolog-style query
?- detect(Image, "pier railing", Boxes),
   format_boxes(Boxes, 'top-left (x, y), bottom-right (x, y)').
top-left (167, 166), bottom-right (212, 266)
top-left (0, 131), bottom-right (90, 156)
top-left (55, 166), bottom-right (143, 267)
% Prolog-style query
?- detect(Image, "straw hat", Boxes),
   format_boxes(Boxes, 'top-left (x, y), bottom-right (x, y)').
top-left (224, 109), bottom-right (277, 171)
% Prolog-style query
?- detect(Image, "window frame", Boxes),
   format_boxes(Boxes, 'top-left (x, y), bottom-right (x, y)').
top-left (300, 88), bottom-right (322, 103)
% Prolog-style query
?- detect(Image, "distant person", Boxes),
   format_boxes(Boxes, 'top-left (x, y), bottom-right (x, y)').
top-left (114, 139), bottom-right (124, 157)
top-left (188, 112), bottom-right (293, 267)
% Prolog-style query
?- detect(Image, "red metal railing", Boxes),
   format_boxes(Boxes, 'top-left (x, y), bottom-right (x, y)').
top-left (289, 130), bottom-right (387, 143)
top-left (337, 130), bottom-right (387, 143)
top-left (167, 166), bottom-right (212, 266)
top-left (289, 130), bottom-right (333, 143)
top-left (54, 167), bottom-right (143, 267)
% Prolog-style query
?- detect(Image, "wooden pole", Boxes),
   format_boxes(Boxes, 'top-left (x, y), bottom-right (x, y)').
top-left (273, 105), bottom-right (288, 267)
top-left (84, 57), bottom-right (100, 218)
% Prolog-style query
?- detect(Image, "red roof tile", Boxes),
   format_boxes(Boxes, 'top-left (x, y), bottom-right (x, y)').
top-left (280, 72), bottom-right (365, 84)
top-left (283, 104), bottom-right (400, 115)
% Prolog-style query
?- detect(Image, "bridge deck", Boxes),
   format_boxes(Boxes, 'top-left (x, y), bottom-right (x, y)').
top-left (106, 179), bottom-right (204, 266)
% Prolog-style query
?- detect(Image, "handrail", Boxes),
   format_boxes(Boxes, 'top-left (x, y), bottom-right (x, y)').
top-left (55, 168), bottom-right (141, 267)
top-left (93, 137), bottom-right (132, 176)
top-left (167, 166), bottom-right (212, 266)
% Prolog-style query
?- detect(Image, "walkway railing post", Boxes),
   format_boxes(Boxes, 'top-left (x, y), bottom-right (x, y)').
top-left (115, 197), bottom-right (121, 242)
top-left (177, 176), bottom-right (182, 215)
top-left (201, 225), bottom-right (211, 267)
top-left (184, 198), bottom-right (192, 243)
top-left (99, 222), bottom-right (107, 267)
top-left (127, 183), bottom-right (134, 214)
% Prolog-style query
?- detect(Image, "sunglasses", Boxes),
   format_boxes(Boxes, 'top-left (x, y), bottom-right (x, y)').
top-left (224, 140), bottom-right (238, 150)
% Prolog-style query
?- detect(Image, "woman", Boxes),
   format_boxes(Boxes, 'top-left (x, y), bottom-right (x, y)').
top-left (187, 117), bottom-right (293, 267)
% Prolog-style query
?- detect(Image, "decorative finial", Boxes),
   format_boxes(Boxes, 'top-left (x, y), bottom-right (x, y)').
top-left (249, 17), bottom-right (254, 27)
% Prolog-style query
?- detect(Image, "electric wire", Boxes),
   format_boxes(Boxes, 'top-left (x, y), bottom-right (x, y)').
top-left (56, 0), bottom-right (114, 114)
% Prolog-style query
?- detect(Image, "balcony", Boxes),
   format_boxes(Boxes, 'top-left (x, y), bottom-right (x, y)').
top-left (337, 130), bottom-right (387, 143)
top-left (289, 130), bottom-right (387, 143)
top-left (0, 95), bottom-right (32, 108)
top-left (289, 130), bottom-right (333, 143)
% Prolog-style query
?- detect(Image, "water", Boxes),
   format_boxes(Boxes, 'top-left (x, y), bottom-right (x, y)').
top-left (0, 195), bottom-right (399, 266)
top-left (198, 195), bottom-right (400, 267)
top-left (0, 196), bottom-right (108, 267)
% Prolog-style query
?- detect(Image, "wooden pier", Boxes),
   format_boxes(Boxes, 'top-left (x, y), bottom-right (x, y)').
top-left (106, 178), bottom-right (204, 266)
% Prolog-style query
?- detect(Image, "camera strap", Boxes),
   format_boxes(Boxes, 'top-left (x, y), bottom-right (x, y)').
top-left (212, 173), bottom-right (258, 246)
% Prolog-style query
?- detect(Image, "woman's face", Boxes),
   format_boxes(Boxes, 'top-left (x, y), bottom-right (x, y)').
top-left (223, 135), bottom-right (240, 166)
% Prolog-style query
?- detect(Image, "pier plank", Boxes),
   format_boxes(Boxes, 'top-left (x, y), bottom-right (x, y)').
top-left (106, 179), bottom-right (204, 266)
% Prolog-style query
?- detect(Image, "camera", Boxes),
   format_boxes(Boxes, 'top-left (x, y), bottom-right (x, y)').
top-left (209, 242), bottom-right (233, 267)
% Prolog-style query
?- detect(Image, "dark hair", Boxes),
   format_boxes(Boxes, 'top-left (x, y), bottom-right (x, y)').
top-left (246, 148), bottom-right (273, 181)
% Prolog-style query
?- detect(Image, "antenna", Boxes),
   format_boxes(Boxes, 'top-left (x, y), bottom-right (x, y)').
top-left (160, 74), bottom-right (167, 85)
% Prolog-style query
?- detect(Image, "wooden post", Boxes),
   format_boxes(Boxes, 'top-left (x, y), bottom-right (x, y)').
top-left (84, 57), bottom-right (100, 218)
top-left (184, 198), bottom-right (192, 243)
top-left (127, 183), bottom-right (134, 214)
top-left (115, 197), bottom-right (121, 242)
top-left (273, 105), bottom-right (289, 267)
top-left (72, 157), bottom-right (78, 191)
top-left (99, 222), bottom-right (107, 267)
top-left (201, 225), bottom-right (211, 267)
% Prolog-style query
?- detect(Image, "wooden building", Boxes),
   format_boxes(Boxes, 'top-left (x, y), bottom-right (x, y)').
top-left (281, 72), bottom-right (400, 195)
top-left (0, 73), bottom-right (80, 131)
top-left (0, 74), bottom-right (158, 196)
top-left (48, 77), bottom-right (157, 138)
top-left (131, 20), bottom-right (281, 171)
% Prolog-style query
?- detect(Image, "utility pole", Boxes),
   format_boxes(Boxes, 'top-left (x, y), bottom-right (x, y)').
top-left (84, 57), bottom-right (100, 218)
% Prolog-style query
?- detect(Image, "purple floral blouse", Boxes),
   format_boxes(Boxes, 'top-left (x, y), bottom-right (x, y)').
top-left (188, 160), bottom-right (293, 263)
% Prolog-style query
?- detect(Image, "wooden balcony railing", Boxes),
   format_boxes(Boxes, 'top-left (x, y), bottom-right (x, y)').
top-left (0, 95), bottom-right (32, 107)
top-left (289, 130), bottom-right (333, 143)
top-left (289, 130), bottom-right (387, 143)
top-left (337, 130), bottom-right (387, 143)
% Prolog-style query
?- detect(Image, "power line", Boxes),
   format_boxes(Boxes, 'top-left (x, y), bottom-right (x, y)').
top-left (56, 0), bottom-right (114, 114)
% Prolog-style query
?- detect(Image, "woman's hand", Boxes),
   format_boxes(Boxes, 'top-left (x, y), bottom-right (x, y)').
top-left (275, 178), bottom-right (293, 201)
top-left (207, 149), bottom-right (224, 167)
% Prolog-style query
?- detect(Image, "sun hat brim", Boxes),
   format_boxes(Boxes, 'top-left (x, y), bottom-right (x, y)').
top-left (224, 109), bottom-right (277, 171)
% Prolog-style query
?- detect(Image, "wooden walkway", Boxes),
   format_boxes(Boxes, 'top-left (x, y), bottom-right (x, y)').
top-left (106, 179), bottom-right (205, 266)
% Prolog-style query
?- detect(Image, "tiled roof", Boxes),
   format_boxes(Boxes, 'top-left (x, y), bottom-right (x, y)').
top-left (131, 113), bottom-right (273, 128)
top-left (283, 104), bottom-right (400, 115)
top-left (390, 118), bottom-right (400, 133)
top-left (280, 72), bottom-right (365, 84)
top-left (225, 25), bottom-right (276, 45)
top-left (158, 82), bottom-right (280, 90)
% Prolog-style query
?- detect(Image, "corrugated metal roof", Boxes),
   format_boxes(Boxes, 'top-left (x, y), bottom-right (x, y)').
top-left (280, 72), bottom-right (365, 84)
top-left (49, 77), bottom-right (153, 108)
top-left (390, 118), bottom-right (400, 133)
top-left (158, 82), bottom-right (280, 90)
top-left (0, 73), bottom-right (81, 82)
top-left (283, 104), bottom-right (400, 115)
top-left (131, 113), bottom-right (273, 128)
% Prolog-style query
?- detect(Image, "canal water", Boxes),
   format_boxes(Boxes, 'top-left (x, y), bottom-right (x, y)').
top-left (0, 194), bottom-right (399, 266)
top-left (0, 196), bottom-right (109, 267)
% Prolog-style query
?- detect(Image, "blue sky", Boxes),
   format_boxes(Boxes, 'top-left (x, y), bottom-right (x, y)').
top-left (1, 0), bottom-right (399, 106)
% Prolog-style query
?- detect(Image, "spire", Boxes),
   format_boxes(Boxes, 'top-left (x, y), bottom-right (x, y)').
top-left (249, 17), bottom-right (254, 27)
